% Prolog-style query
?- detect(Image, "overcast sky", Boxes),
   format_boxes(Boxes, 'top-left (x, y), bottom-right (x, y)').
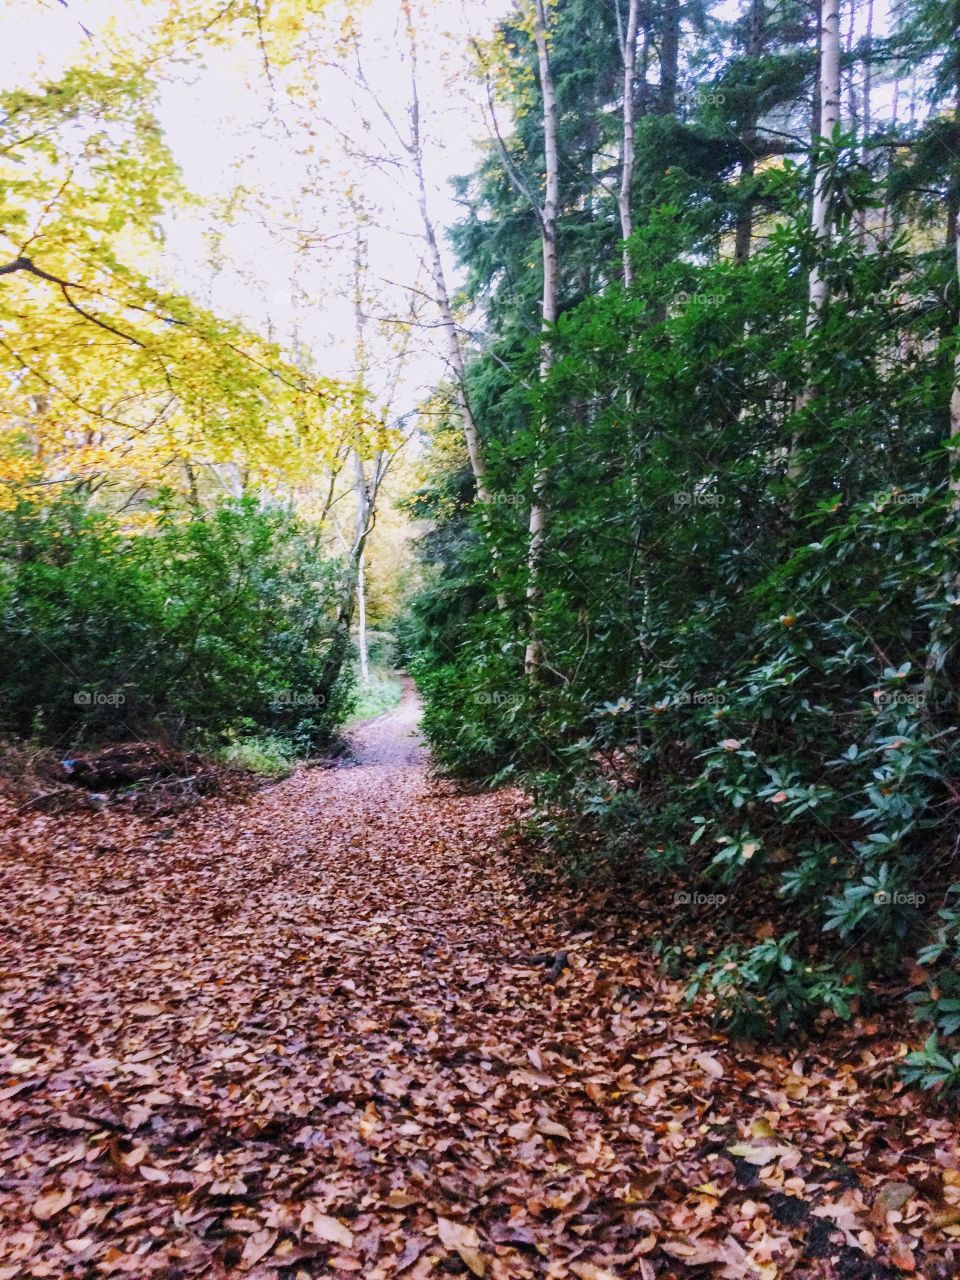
top-left (2, 0), bottom-right (513, 417)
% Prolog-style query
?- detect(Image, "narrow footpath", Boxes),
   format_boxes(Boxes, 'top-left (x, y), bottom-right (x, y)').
top-left (0, 687), bottom-right (957, 1279)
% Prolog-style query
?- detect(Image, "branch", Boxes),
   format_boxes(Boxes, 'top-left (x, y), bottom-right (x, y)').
top-left (57, 281), bottom-right (145, 347)
top-left (0, 336), bottom-right (151, 428)
top-left (1, 255), bottom-right (146, 347)
top-left (470, 40), bottom-right (545, 227)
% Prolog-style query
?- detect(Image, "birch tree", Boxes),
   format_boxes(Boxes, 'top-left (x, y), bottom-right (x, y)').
top-left (789, 0), bottom-right (841, 484)
top-left (334, 3), bottom-right (508, 611)
top-left (399, 1), bottom-right (493, 509)
top-left (473, 0), bottom-right (560, 671)
top-left (807, 0), bottom-right (841, 332)
top-left (523, 0), bottom-right (560, 677)
top-left (615, 0), bottom-right (641, 286)
top-left (949, 210), bottom-right (960, 509)
top-left (316, 213), bottom-right (401, 702)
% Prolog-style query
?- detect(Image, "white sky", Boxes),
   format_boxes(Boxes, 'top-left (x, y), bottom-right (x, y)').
top-left (1, 0), bottom-right (513, 417)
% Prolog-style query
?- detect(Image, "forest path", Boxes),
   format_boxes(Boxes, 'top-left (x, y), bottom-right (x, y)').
top-left (346, 675), bottom-right (427, 768)
top-left (0, 698), bottom-right (957, 1278)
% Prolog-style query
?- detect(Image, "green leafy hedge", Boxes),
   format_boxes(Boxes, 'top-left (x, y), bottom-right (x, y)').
top-left (0, 495), bottom-right (352, 750)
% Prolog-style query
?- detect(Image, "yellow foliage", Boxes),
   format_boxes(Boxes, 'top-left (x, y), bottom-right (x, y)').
top-left (0, 59), bottom-right (355, 510)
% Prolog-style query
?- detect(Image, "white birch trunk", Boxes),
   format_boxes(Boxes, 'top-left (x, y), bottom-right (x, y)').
top-left (789, 0), bottom-right (841, 485)
top-left (403, 2), bottom-right (491, 505)
top-left (357, 550), bottom-right (369, 683)
top-left (400, 2), bottom-right (509, 613)
top-left (617, 0), bottom-right (640, 287)
top-left (951, 219), bottom-right (960, 509)
top-left (857, 0), bottom-right (874, 246)
top-left (807, 0), bottom-right (841, 328)
top-left (524, 0), bottom-right (560, 677)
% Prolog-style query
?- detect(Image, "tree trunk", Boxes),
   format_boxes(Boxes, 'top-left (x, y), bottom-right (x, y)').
top-left (411, 149), bottom-right (490, 503)
top-left (862, 0), bottom-right (873, 141)
top-left (923, 195), bottom-right (960, 705)
top-left (402, 0), bottom-right (507, 613)
top-left (807, 0), bottom-right (840, 322)
top-left (658, 0), bottom-right (680, 116)
top-left (845, 0), bottom-right (857, 134)
top-left (734, 0), bottom-right (766, 266)
top-left (316, 224), bottom-right (388, 704)
top-left (617, 0), bottom-right (640, 286)
top-left (857, 0), bottom-right (874, 246)
top-left (637, 24), bottom-right (651, 117)
top-left (947, 94), bottom-right (960, 511)
top-left (524, 0), bottom-right (560, 677)
top-left (357, 549), bottom-right (369, 684)
top-left (789, 0), bottom-right (840, 486)
top-left (403, 2), bottom-right (490, 506)
top-left (951, 223), bottom-right (960, 508)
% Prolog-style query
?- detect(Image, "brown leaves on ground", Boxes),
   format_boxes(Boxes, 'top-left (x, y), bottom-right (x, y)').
top-left (1, 686), bottom-right (959, 1278)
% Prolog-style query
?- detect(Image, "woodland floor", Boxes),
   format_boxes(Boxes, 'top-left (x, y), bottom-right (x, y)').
top-left (1, 685), bottom-right (960, 1280)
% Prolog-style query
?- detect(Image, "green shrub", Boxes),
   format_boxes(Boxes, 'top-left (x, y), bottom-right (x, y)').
top-left (216, 733), bottom-right (300, 776)
top-left (404, 190), bottom-right (960, 1068)
top-left (0, 494), bottom-right (351, 749)
top-left (683, 934), bottom-right (861, 1040)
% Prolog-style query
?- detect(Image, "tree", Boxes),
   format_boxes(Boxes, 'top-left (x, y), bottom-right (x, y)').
top-left (407, 0), bottom-right (960, 1055)
top-left (523, 0), bottom-right (561, 677)
top-left (0, 65), bottom-right (349, 513)
top-left (789, 0), bottom-right (841, 486)
top-left (615, 0), bottom-right (641, 286)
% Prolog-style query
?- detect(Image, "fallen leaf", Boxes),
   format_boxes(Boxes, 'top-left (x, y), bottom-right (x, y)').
top-left (241, 1228), bottom-right (277, 1268)
top-left (437, 1217), bottom-right (485, 1277)
top-left (536, 1118), bottom-right (572, 1139)
top-left (890, 1241), bottom-right (916, 1272)
top-left (570, 1263), bottom-right (621, 1280)
top-left (727, 1142), bottom-right (797, 1165)
top-left (32, 1189), bottom-right (72, 1222)
top-left (872, 1182), bottom-right (915, 1217)
top-left (695, 1052), bottom-right (724, 1079)
top-left (302, 1205), bottom-right (354, 1248)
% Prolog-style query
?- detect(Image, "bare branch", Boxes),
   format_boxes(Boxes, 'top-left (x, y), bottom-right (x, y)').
top-left (470, 39), bottom-right (545, 227)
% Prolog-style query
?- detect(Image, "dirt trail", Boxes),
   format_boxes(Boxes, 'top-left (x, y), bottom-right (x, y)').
top-left (346, 678), bottom-right (427, 769)
top-left (0, 694), bottom-right (958, 1278)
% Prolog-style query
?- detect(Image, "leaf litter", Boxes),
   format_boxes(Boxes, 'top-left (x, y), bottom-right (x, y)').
top-left (0, 690), bottom-right (959, 1278)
